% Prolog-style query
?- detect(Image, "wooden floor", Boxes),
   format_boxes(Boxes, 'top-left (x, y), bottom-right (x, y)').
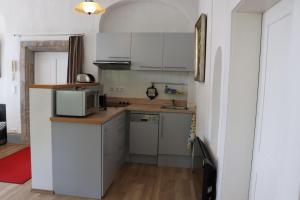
top-left (0, 143), bottom-right (28, 159)
top-left (0, 144), bottom-right (201, 200)
top-left (103, 164), bottom-right (200, 200)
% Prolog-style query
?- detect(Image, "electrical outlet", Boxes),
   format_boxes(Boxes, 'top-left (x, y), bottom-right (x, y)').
top-left (115, 86), bottom-right (125, 93)
top-left (108, 86), bottom-right (125, 93)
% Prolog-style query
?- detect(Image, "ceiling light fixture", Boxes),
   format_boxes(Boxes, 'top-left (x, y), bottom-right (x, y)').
top-left (75, 0), bottom-right (105, 15)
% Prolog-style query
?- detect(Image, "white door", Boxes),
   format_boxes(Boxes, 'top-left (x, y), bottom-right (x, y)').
top-left (250, 0), bottom-right (294, 200)
top-left (34, 52), bottom-right (68, 84)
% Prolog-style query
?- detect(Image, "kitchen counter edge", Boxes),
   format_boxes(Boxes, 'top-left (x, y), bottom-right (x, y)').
top-left (50, 105), bottom-right (195, 125)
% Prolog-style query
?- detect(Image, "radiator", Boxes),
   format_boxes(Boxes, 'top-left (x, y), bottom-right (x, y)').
top-left (0, 104), bottom-right (7, 145)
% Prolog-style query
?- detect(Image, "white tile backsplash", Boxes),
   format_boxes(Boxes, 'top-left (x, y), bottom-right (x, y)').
top-left (101, 70), bottom-right (195, 106)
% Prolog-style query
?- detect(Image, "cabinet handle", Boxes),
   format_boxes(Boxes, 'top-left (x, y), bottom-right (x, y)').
top-left (160, 115), bottom-right (164, 138)
top-left (108, 56), bottom-right (130, 59)
top-left (164, 66), bottom-right (187, 69)
top-left (140, 66), bottom-right (161, 69)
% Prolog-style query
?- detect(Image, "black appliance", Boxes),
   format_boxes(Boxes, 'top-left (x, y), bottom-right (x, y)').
top-left (193, 137), bottom-right (217, 200)
top-left (99, 94), bottom-right (107, 111)
top-left (93, 60), bottom-right (131, 70)
top-left (0, 104), bottom-right (7, 145)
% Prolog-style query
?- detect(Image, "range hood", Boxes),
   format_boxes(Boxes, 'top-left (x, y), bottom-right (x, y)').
top-left (93, 60), bottom-right (131, 70)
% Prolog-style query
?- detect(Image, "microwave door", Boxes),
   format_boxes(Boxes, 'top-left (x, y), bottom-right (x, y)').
top-left (85, 92), bottom-right (97, 115)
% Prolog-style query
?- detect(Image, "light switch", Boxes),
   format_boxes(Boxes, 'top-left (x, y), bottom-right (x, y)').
top-left (11, 85), bottom-right (17, 94)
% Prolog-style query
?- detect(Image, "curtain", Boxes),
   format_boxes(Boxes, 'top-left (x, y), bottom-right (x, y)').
top-left (67, 36), bottom-right (84, 83)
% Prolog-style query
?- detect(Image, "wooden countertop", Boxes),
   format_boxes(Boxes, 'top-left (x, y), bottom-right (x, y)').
top-left (50, 107), bottom-right (126, 125)
top-left (50, 105), bottom-right (195, 125)
top-left (126, 104), bottom-right (195, 114)
top-left (30, 83), bottom-right (100, 89)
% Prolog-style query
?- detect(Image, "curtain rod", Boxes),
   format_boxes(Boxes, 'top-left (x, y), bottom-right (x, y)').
top-left (13, 33), bottom-right (85, 37)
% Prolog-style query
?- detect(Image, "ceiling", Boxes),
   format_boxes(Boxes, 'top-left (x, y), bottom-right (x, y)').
top-left (236, 0), bottom-right (281, 13)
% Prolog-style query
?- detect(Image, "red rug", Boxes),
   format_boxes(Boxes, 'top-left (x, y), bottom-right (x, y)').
top-left (0, 147), bottom-right (31, 184)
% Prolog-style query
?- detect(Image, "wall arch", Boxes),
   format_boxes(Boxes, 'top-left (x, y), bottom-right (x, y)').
top-left (210, 46), bottom-right (222, 157)
top-left (99, 0), bottom-right (194, 32)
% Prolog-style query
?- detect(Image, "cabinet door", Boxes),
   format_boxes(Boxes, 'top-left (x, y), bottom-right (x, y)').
top-left (163, 33), bottom-right (195, 72)
top-left (52, 123), bottom-right (102, 199)
top-left (131, 33), bottom-right (163, 71)
top-left (96, 33), bottom-right (131, 60)
top-left (102, 120), bottom-right (115, 196)
top-left (101, 112), bottom-right (126, 196)
top-left (159, 113), bottom-right (192, 156)
top-left (114, 113), bottom-right (126, 170)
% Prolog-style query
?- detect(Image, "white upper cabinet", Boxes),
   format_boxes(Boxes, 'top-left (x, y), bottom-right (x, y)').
top-left (96, 33), bottom-right (132, 60)
top-left (163, 33), bottom-right (195, 72)
top-left (95, 32), bottom-right (195, 72)
top-left (131, 33), bottom-right (164, 71)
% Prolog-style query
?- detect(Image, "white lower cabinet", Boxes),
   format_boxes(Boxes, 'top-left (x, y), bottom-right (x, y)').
top-left (52, 112), bottom-right (126, 199)
top-left (52, 111), bottom-right (192, 199)
top-left (158, 113), bottom-right (192, 156)
top-left (129, 112), bottom-right (193, 168)
top-left (158, 113), bottom-right (193, 168)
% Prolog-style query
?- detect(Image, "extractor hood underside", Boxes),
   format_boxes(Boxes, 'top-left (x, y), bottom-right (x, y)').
top-left (93, 60), bottom-right (131, 70)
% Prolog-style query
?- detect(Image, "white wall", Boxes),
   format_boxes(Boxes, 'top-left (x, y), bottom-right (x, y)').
top-left (0, 0), bottom-right (198, 133)
top-left (195, 0), bottom-right (213, 144)
top-left (0, 14), bottom-right (5, 101)
top-left (100, 1), bottom-right (194, 32)
top-left (196, 0), bottom-right (300, 200)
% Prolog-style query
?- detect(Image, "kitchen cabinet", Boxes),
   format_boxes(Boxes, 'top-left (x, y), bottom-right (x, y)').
top-left (95, 32), bottom-right (195, 72)
top-left (131, 33), bottom-right (164, 71)
top-left (158, 112), bottom-right (193, 168)
top-left (159, 113), bottom-right (192, 155)
top-left (52, 112), bottom-right (126, 199)
top-left (128, 111), bottom-right (192, 167)
top-left (96, 33), bottom-right (132, 61)
top-left (163, 33), bottom-right (195, 72)
top-left (102, 112), bottom-right (126, 196)
top-left (52, 123), bottom-right (102, 199)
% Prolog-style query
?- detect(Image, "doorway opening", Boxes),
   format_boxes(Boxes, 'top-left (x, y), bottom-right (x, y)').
top-left (19, 41), bottom-right (68, 144)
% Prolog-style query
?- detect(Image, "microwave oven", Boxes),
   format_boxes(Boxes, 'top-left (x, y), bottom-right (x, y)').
top-left (56, 89), bottom-right (98, 117)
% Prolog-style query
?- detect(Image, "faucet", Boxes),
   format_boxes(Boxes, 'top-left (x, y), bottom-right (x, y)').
top-left (171, 99), bottom-right (176, 107)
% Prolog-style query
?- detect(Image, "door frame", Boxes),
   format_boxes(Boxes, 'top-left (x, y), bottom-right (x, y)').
top-left (249, 0), bottom-right (294, 199)
top-left (20, 40), bottom-right (68, 144)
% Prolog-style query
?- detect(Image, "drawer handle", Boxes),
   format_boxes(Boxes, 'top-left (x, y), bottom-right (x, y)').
top-left (108, 56), bottom-right (130, 59)
top-left (141, 118), bottom-right (148, 122)
top-left (164, 66), bottom-right (187, 69)
top-left (140, 66), bottom-right (161, 69)
top-left (160, 115), bottom-right (164, 138)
